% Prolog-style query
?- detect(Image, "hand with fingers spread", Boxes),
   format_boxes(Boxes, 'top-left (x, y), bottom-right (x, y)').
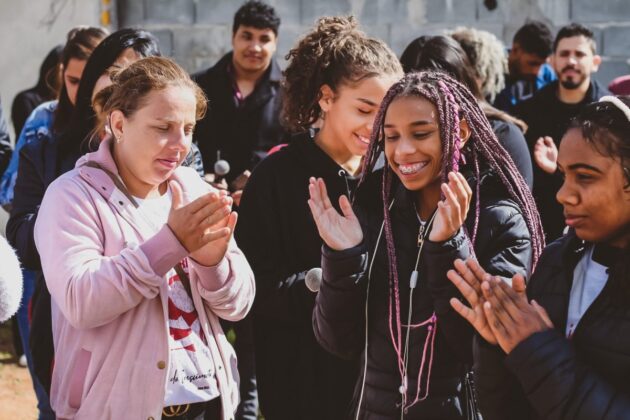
top-left (307, 177), bottom-right (363, 251)
top-left (534, 136), bottom-right (558, 174)
top-left (167, 180), bottom-right (237, 266)
top-left (448, 258), bottom-right (528, 345)
top-left (429, 172), bottom-right (473, 242)
top-left (481, 275), bottom-right (553, 354)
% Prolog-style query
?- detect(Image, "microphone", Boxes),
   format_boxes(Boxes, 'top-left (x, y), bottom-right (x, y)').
top-left (0, 236), bottom-right (23, 322)
top-left (305, 267), bottom-right (322, 292)
top-left (214, 151), bottom-right (230, 183)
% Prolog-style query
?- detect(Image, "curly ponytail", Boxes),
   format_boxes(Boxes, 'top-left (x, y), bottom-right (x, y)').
top-left (281, 16), bottom-right (402, 132)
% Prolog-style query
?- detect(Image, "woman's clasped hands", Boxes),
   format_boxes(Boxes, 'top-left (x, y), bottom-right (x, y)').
top-left (447, 258), bottom-right (554, 353)
top-left (167, 180), bottom-right (237, 266)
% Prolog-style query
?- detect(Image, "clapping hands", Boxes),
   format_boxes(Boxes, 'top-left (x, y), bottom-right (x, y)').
top-left (448, 258), bottom-right (553, 353)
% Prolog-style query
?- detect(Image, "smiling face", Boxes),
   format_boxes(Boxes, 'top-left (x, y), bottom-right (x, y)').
top-left (232, 25), bottom-right (277, 75)
top-left (318, 75), bottom-right (398, 163)
top-left (551, 35), bottom-right (600, 90)
top-left (556, 128), bottom-right (630, 247)
top-left (110, 85), bottom-right (197, 197)
top-left (384, 96), bottom-right (443, 192)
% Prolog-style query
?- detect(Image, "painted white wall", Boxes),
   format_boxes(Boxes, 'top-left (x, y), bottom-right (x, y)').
top-left (0, 0), bottom-right (101, 140)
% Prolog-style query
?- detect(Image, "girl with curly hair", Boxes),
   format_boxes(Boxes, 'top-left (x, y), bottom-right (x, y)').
top-left (235, 15), bottom-right (402, 419)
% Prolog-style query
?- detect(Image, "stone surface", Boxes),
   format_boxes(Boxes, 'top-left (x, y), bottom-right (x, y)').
top-left (602, 26), bottom-right (630, 57)
top-left (195, 0), bottom-right (240, 25)
top-left (172, 26), bottom-right (232, 73)
top-left (116, 0), bottom-right (144, 27)
top-left (144, 0), bottom-right (195, 25)
top-left (301, 0), bottom-right (351, 25)
top-left (594, 59), bottom-right (630, 86)
top-left (425, 0), bottom-right (476, 24)
top-left (152, 29), bottom-right (174, 56)
top-left (572, 0), bottom-right (628, 23)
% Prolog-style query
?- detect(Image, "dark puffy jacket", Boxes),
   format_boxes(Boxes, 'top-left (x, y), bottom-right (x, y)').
top-left (192, 52), bottom-right (286, 183)
top-left (475, 231), bottom-right (630, 420)
top-left (235, 133), bottom-right (359, 419)
top-left (314, 169), bottom-right (533, 419)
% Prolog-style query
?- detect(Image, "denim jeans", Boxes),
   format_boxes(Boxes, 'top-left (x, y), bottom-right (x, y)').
top-left (16, 269), bottom-right (55, 420)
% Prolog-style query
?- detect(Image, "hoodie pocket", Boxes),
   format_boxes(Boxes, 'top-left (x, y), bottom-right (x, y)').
top-left (68, 349), bottom-right (92, 409)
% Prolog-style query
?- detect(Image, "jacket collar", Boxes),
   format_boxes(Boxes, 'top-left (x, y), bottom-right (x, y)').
top-left (214, 52), bottom-right (282, 84)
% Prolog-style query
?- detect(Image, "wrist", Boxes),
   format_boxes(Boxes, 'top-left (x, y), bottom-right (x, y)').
top-left (428, 228), bottom-right (458, 243)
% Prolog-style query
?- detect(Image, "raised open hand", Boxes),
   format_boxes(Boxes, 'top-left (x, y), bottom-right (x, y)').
top-left (534, 136), bottom-right (558, 174)
top-left (429, 172), bottom-right (472, 242)
top-left (307, 177), bottom-right (363, 251)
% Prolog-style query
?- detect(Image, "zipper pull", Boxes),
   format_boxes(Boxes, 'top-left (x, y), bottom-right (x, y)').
top-left (417, 224), bottom-right (425, 247)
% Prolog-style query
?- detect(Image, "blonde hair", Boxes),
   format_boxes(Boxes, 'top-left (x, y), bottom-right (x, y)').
top-left (450, 27), bottom-right (507, 102)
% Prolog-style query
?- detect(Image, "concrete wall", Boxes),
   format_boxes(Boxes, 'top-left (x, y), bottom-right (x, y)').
top-left (1, 0), bottom-right (629, 139)
top-left (117, 0), bottom-right (630, 88)
top-left (0, 0), bottom-right (103, 140)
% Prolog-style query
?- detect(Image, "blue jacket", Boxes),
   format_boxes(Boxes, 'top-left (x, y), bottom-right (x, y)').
top-left (0, 100), bottom-right (56, 206)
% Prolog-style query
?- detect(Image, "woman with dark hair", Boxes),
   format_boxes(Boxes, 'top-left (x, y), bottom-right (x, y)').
top-left (1, 26), bottom-right (108, 207)
top-left (5, 28), bottom-right (164, 398)
top-left (400, 35), bottom-right (534, 189)
top-left (308, 71), bottom-right (543, 419)
top-left (11, 44), bottom-right (63, 136)
top-left (449, 95), bottom-right (630, 420)
top-left (236, 16), bottom-right (403, 419)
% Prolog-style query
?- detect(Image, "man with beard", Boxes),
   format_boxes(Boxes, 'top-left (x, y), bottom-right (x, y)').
top-left (494, 20), bottom-right (556, 114)
top-left (193, 0), bottom-right (286, 204)
top-left (516, 23), bottom-right (609, 241)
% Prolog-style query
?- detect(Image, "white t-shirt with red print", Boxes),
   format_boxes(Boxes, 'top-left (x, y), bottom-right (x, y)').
top-left (133, 189), bottom-right (220, 406)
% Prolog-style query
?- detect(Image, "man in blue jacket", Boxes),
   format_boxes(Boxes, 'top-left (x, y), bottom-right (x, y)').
top-left (494, 20), bottom-right (556, 114)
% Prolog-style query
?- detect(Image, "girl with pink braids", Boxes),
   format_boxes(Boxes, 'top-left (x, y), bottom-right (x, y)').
top-left (308, 71), bottom-right (544, 419)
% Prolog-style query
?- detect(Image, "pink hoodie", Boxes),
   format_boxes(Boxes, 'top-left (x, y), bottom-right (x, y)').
top-left (34, 138), bottom-right (255, 420)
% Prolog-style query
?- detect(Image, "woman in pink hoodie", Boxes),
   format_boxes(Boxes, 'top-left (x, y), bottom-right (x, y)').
top-left (33, 56), bottom-right (255, 420)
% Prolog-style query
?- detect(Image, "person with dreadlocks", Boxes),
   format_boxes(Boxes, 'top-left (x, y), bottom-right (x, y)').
top-left (235, 16), bottom-right (402, 419)
top-left (448, 95), bottom-right (630, 420)
top-left (308, 71), bottom-right (544, 419)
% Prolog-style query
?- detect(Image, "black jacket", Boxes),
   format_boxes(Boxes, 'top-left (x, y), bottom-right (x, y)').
top-left (0, 97), bottom-right (13, 176)
top-left (192, 53), bottom-right (286, 183)
top-left (314, 168), bottom-right (533, 419)
top-left (235, 133), bottom-right (359, 419)
top-left (489, 118), bottom-right (533, 190)
top-left (515, 80), bottom-right (609, 241)
top-left (7, 136), bottom-right (79, 392)
top-left (475, 232), bottom-right (630, 420)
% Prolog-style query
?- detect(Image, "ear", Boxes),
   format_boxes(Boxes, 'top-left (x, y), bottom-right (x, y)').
top-left (318, 84), bottom-right (336, 113)
top-left (549, 54), bottom-right (557, 71)
top-left (109, 109), bottom-right (126, 141)
top-left (459, 119), bottom-right (472, 148)
top-left (592, 54), bottom-right (602, 72)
